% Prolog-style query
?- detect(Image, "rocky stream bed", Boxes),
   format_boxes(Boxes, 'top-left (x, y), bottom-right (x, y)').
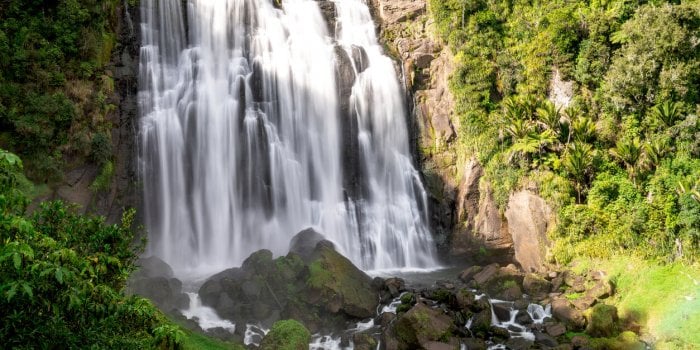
top-left (129, 229), bottom-right (649, 349)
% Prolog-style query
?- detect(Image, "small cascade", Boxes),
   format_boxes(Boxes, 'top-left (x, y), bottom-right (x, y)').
top-left (181, 293), bottom-right (235, 332)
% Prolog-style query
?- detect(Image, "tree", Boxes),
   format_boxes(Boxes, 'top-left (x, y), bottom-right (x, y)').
top-left (650, 100), bottom-right (683, 128)
top-left (563, 142), bottom-right (595, 203)
top-left (610, 138), bottom-right (643, 185)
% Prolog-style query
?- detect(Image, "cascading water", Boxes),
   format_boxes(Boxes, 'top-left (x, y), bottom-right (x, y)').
top-left (139, 0), bottom-right (437, 276)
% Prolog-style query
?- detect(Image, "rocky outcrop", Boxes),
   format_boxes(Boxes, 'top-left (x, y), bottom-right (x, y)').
top-left (198, 229), bottom-right (379, 333)
top-left (451, 160), bottom-right (513, 261)
top-left (505, 191), bottom-right (553, 272)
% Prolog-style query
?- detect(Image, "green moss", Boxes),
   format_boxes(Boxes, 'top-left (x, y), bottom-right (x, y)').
top-left (90, 160), bottom-right (114, 192)
top-left (307, 260), bottom-right (333, 290)
top-left (400, 292), bottom-right (414, 305)
top-left (588, 331), bottom-right (646, 350)
top-left (566, 292), bottom-right (584, 301)
top-left (259, 320), bottom-right (311, 350)
top-left (585, 304), bottom-right (619, 337)
top-left (499, 279), bottom-right (517, 291)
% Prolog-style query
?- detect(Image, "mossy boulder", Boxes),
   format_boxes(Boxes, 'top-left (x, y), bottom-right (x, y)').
top-left (259, 319), bottom-right (310, 350)
top-left (523, 273), bottom-right (552, 299)
top-left (585, 304), bottom-right (619, 337)
top-left (305, 241), bottom-right (379, 318)
top-left (393, 303), bottom-right (455, 349)
top-left (199, 229), bottom-right (379, 332)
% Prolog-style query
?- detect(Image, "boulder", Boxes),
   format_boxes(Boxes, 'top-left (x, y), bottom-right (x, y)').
top-left (472, 263), bottom-right (500, 286)
top-left (459, 266), bottom-right (482, 283)
top-left (506, 336), bottom-right (534, 350)
top-left (199, 229), bottom-right (378, 332)
top-left (288, 227), bottom-right (326, 262)
top-left (470, 309), bottom-right (492, 336)
top-left (551, 298), bottom-right (585, 330)
top-left (505, 191), bottom-right (553, 272)
top-left (127, 275), bottom-right (189, 312)
top-left (305, 242), bottom-right (378, 318)
top-left (385, 277), bottom-right (406, 297)
top-left (534, 331), bottom-right (558, 347)
top-left (523, 273), bottom-right (552, 300)
top-left (462, 338), bottom-right (487, 350)
top-left (584, 304), bottom-right (619, 337)
top-left (127, 256), bottom-right (189, 313)
top-left (353, 332), bottom-right (378, 350)
top-left (546, 322), bottom-right (566, 337)
top-left (376, 312), bottom-right (397, 328)
top-left (455, 288), bottom-right (476, 310)
top-left (133, 256), bottom-right (174, 279)
top-left (586, 280), bottom-right (613, 300)
top-left (492, 303), bottom-right (512, 322)
top-left (259, 319), bottom-right (310, 350)
top-left (393, 303), bottom-right (454, 349)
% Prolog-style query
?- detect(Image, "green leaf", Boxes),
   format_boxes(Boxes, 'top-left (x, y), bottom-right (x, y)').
top-left (6, 283), bottom-right (17, 301)
top-left (20, 282), bottom-right (32, 299)
top-left (12, 253), bottom-right (21, 270)
top-left (55, 268), bottom-right (64, 284)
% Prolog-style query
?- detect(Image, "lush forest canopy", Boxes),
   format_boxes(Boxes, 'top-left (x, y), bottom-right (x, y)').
top-left (429, 0), bottom-right (700, 263)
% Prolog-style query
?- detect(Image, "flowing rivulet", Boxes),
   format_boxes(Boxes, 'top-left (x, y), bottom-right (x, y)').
top-left (139, 0), bottom-right (437, 276)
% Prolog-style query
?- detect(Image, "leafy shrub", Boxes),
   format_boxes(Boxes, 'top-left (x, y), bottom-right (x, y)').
top-left (0, 149), bottom-right (180, 348)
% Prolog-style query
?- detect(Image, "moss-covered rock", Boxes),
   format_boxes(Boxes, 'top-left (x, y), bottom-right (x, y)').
top-left (585, 303), bottom-right (619, 337)
top-left (393, 303), bottom-right (455, 349)
top-left (304, 242), bottom-right (379, 318)
top-left (259, 320), bottom-right (310, 350)
top-left (199, 229), bottom-right (379, 332)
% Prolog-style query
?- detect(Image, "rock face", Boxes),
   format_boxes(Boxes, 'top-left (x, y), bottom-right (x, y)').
top-left (198, 229), bottom-right (379, 332)
top-left (505, 191), bottom-right (553, 272)
top-left (451, 160), bottom-right (513, 260)
top-left (40, 2), bottom-right (141, 223)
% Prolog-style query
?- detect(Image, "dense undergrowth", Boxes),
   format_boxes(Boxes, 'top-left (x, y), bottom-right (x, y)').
top-left (0, 149), bottom-right (190, 348)
top-left (0, 0), bottom-right (120, 186)
top-left (429, 0), bottom-right (700, 264)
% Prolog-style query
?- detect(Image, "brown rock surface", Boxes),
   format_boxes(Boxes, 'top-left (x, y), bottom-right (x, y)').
top-left (505, 191), bottom-right (553, 272)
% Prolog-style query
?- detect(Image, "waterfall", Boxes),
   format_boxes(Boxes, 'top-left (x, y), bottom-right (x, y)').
top-left (139, 0), bottom-right (437, 276)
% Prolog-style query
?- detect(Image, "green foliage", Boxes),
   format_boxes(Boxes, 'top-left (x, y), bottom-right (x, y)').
top-left (90, 160), bottom-right (114, 193)
top-left (259, 320), bottom-right (311, 350)
top-left (431, 0), bottom-right (700, 263)
top-left (0, 149), bottom-right (181, 348)
top-left (0, 0), bottom-right (120, 182)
